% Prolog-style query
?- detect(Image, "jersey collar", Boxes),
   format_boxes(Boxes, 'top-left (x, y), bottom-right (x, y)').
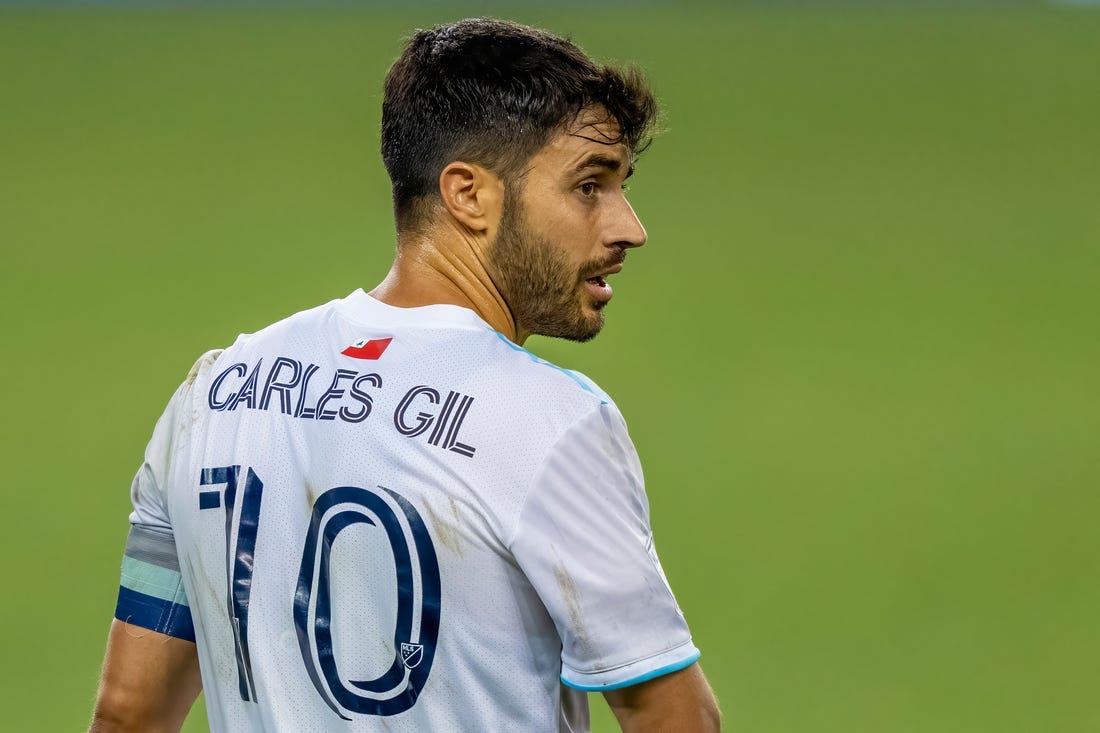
top-left (336, 289), bottom-right (494, 332)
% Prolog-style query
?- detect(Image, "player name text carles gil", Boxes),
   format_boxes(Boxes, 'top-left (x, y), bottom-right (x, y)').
top-left (207, 354), bottom-right (477, 458)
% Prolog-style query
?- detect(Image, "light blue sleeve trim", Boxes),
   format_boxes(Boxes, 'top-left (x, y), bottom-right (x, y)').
top-left (560, 650), bottom-right (701, 692)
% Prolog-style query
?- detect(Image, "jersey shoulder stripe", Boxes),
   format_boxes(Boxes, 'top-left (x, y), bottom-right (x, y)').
top-left (490, 330), bottom-right (613, 406)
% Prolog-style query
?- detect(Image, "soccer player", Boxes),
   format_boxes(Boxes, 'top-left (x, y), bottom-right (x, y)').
top-left (90, 18), bottom-right (720, 733)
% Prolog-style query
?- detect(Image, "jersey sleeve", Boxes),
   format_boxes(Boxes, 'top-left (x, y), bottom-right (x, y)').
top-left (113, 366), bottom-right (199, 642)
top-left (509, 403), bottom-right (700, 691)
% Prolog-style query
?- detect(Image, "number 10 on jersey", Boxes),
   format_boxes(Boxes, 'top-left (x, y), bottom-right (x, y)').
top-left (198, 465), bottom-right (442, 718)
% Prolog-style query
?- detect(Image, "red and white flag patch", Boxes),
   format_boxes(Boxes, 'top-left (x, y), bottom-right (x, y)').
top-left (341, 337), bottom-right (392, 360)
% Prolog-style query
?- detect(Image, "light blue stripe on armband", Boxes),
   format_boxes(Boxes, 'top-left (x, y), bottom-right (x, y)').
top-left (119, 555), bottom-right (189, 607)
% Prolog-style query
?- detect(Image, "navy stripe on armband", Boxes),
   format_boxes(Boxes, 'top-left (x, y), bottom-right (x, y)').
top-left (115, 585), bottom-right (196, 642)
top-left (114, 524), bottom-right (195, 642)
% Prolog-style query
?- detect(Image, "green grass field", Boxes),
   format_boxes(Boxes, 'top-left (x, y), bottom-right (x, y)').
top-left (1, 3), bottom-right (1098, 730)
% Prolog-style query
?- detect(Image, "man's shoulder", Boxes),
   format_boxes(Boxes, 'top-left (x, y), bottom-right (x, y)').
top-left (165, 298), bottom-right (337, 394)
top-left (453, 334), bottom-right (626, 465)
top-left (485, 332), bottom-right (614, 408)
top-left (225, 298), bottom-right (340, 352)
top-left (186, 298), bottom-right (346, 375)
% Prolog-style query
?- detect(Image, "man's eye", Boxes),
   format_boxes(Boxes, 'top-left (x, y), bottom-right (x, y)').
top-left (579, 182), bottom-right (597, 197)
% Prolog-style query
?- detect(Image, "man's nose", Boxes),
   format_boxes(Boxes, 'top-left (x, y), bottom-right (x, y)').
top-left (608, 196), bottom-right (647, 250)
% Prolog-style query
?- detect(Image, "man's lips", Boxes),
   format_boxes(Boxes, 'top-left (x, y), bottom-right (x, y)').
top-left (584, 264), bottom-right (622, 302)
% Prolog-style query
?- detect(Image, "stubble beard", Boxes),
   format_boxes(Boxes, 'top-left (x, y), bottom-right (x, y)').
top-left (488, 195), bottom-right (608, 343)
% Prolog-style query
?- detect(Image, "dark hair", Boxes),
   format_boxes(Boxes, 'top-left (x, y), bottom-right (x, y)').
top-left (381, 18), bottom-right (658, 230)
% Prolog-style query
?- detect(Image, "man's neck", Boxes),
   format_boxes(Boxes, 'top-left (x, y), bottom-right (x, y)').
top-left (369, 228), bottom-right (523, 343)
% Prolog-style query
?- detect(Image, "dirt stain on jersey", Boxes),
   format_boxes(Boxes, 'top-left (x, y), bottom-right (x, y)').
top-left (554, 562), bottom-right (594, 659)
top-left (424, 498), bottom-right (464, 557)
top-left (187, 351), bottom-right (222, 424)
top-left (188, 553), bottom-right (223, 612)
top-left (186, 349), bottom-right (222, 386)
top-left (304, 482), bottom-right (318, 513)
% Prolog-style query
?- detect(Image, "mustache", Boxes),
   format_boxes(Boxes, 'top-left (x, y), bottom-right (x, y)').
top-left (582, 249), bottom-right (627, 278)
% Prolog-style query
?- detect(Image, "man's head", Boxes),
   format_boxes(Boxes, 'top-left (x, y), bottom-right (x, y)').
top-left (381, 18), bottom-right (658, 341)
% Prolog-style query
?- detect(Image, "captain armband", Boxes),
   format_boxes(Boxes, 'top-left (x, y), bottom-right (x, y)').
top-left (113, 524), bottom-right (195, 642)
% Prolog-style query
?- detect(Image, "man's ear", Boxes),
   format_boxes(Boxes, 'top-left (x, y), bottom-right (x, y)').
top-left (438, 161), bottom-right (504, 236)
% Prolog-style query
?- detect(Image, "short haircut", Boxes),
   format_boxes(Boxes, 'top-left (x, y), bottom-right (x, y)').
top-left (381, 18), bottom-right (658, 230)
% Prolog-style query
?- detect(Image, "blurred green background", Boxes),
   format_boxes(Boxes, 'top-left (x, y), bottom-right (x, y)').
top-left (1, 2), bottom-right (1097, 731)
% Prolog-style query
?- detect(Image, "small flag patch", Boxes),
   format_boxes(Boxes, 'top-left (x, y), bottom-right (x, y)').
top-left (341, 337), bottom-right (392, 360)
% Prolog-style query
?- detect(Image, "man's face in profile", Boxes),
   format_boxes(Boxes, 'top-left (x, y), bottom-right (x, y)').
top-left (488, 108), bottom-right (648, 342)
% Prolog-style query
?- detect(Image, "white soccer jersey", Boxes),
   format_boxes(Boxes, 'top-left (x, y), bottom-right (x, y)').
top-left (115, 289), bottom-right (699, 732)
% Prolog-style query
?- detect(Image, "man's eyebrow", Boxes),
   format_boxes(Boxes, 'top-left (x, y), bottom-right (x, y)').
top-left (573, 153), bottom-right (635, 179)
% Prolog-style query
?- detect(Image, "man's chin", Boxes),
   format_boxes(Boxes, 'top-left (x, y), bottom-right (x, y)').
top-left (527, 309), bottom-right (605, 343)
top-left (565, 310), bottom-right (605, 343)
